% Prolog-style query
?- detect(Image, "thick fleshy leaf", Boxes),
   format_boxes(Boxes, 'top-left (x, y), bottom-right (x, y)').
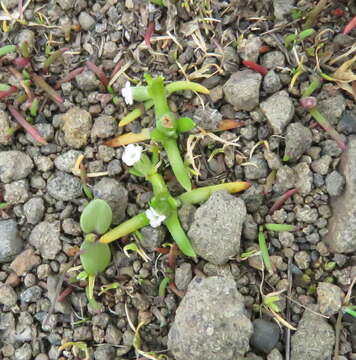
top-left (80, 240), bottom-right (111, 275)
top-left (80, 199), bottom-right (112, 234)
top-left (177, 117), bottom-right (196, 133)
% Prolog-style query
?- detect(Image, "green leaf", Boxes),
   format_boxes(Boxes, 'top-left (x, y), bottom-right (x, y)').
top-left (80, 240), bottom-right (111, 275)
top-left (264, 223), bottom-right (296, 232)
top-left (76, 271), bottom-right (88, 280)
top-left (177, 117), bottom-right (196, 133)
top-left (0, 45), bottom-right (17, 57)
top-left (159, 277), bottom-right (171, 297)
top-left (80, 199), bottom-right (112, 234)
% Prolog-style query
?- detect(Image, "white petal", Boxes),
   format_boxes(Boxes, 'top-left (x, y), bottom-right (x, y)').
top-left (122, 144), bottom-right (143, 166)
top-left (121, 81), bottom-right (133, 105)
top-left (145, 207), bottom-right (166, 228)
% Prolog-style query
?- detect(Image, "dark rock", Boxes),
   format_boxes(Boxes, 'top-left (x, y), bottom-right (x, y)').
top-left (250, 319), bottom-right (280, 354)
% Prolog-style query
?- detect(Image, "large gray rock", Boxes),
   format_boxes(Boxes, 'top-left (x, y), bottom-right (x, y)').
top-left (260, 90), bottom-right (294, 134)
top-left (188, 191), bottom-right (246, 265)
top-left (223, 70), bottom-right (262, 111)
top-left (324, 136), bottom-right (356, 253)
top-left (285, 123), bottom-right (313, 161)
top-left (168, 276), bottom-right (253, 360)
top-left (47, 173), bottom-right (82, 201)
top-left (0, 151), bottom-right (33, 183)
top-left (291, 311), bottom-right (335, 360)
top-left (0, 220), bottom-right (23, 263)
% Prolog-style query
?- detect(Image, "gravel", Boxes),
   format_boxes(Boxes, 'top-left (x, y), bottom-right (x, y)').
top-left (325, 170), bottom-right (345, 197)
top-left (4, 180), bottom-right (29, 204)
top-left (193, 106), bottom-right (223, 131)
top-left (250, 319), bottom-right (280, 354)
top-left (284, 123), bottom-right (313, 161)
top-left (54, 150), bottom-right (83, 172)
top-left (174, 262), bottom-right (193, 290)
top-left (79, 12), bottom-right (96, 30)
top-left (317, 282), bottom-right (344, 316)
top-left (0, 219), bottom-right (23, 263)
top-left (0, 110), bottom-right (13, 145)
top-left (0, 151), bottom-right (33, 183)
top-left (91, 115), bottom-right (118, 140)
top-left (263, 70), bottom-right (282, 94)
top-left (273, 0), bottom-right (295, 20)
top-left (47, 172), bottom-right (82, 201)
top-left (244, 155), bottom-right (268, 180)
top-left (0, 284), bottom-right (17, 306)
top-left (168, 276), bottom-right (253, 360)
top-left (23, 197), bottom-right (45, 224)
top-left (10, 248), bottom-right (41, 276)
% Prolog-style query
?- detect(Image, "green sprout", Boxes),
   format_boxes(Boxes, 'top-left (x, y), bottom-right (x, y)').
top-left (284, 28), bottom-right (316, 49)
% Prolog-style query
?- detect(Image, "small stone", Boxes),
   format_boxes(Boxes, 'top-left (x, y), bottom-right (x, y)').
top-left (338, 110), bottom-right (356, 135)
top-left (244, 155), bottom-right (268, 180)
top-left (4, 180), bottom-right (29, 204)
top-left (317, 282), bottom-right (344, 316)
top-left (0, 220), bottom-right (23, 263)
top-left (325, 171), bottom-right (345, 197)
top-left (62, 107), bottom-right (92, 148)
top-left (56, 0), bottom-right (74, 10)
top-left (73, 326), bottom-right (92, 341)
top-left (76, 70), bottom-right (100, 92)
top-left (241, 125), bottom-right (257, 141)
top-left (263, 70), bottom-right (282, 94)
top-left (29, 221), bottom-right (61, 260)
top-left (240, 36), bottom-right (262, 62)
top-left (285, 123), bottom-right (313, 161)
top-left (46, 275), bottom-right (72, 314)
top-left (267, 349), bottom-right (283, 360)
top-left (318, 94), bottom-right (346, 125)
top-left (1, 0), bottom-right (17, 9)
top-left (291, 311), bottom-right (335, 360)
top-left (78, 12), bottom-right (96, 30)
top-left (175, 263), bottom-right (192, 290)
top-left (23, 197), bottom-right (45, 224)
top-left (241, 184), bottom-right (264, 212)
top-left (261, 51), bottom-right (286, 69)
top-left (54, 150), bottom-right (82, 172)
top-left (294, 162), bottom-right (313, 196)
top-left (94, 345), bottom-right (116, 360)
top-left (20, 285), bottom-right (42, 303)
top-left (34, 155), bottom-right (53, 172)
top-left (47, 173), bottom-right (82, 201)
top-left (62, 218), bottom-right (81, 236)
top-left (103, 41), bottom-right (118, 58)
top-left (0, 284), bottom-right (17, 306)
top-left (14, 343), bottom-right (32, 360)
top-left (25, 123), bottom-right (54, 145)
top-left (10, 248), bottom-right (41, 276)
top-left (260, 90), bottom-right (295, 134)
top-left (250, 319), bottom-right (280, 354)
top-left (311, 155), bottom-right (332, 175)
top-left (273, 0), bottom-right (295, 20)
top-left (0, 110), bottom-right (13, 145)
top-left (93, 178), bottom-right (128, 224)
top-left (168, 276), bottom-right (253, 360)
top-left (91, 115), bottom-right (118, 140)
top-left (294, 251), bottom-right (310, 270)
top-left (296, 206), bottom-right (318, 223)
top-left (193, 106), bottom-right (222, 131)
top-left (223, 70), bottom-right (262, 111)
top-left (0, 151), bottom-right (33, 183)
top-left (273, 166), bottom-right (296, 194)
top-left (243, 215), bottom-right (258, 241)
top-left (140, 226), bottom-right (166, 250)
top-left (188, 191), bottom-right (246, 265)
top-left (105, 324), bottom-right (122, 344)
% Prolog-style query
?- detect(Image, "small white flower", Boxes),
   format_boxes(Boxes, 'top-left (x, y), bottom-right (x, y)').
top-left (122, 144), bottom-right (143, 166)
top-left (145, 207), bottom-right (166, 228)
top-left (121, 81), bottom-right (133, 105)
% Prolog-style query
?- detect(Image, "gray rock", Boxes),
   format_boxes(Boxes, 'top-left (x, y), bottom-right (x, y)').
top-left (4, 180), bottom-right (29, 204)
top-left (56, 0), bottom-right (74, 10)
top-left (0, 220), bottom-right (23, 263)
top-left (16, 29), bottom-right (35, 53)
top-left (73, 326), bottom-right (92, 341)
top-left (240, 36), bottom-right (262, 62)
top-left (168, 276), bottom-right (253, 360)
top-left (14, 343), bottom-right (32, 360)
top-left (267, 349), bottom-right (283, 360)
top-left (273, 0), bottom-right (295, 20)
top-left (294, 162), bottom-right (313, 195)
top-left (46, 275), bottom-right (72, 314)
top-left (47, 173), bottom-right (82, 201)
top-left (29, 221), bottom-right (61, 259)
top-left (76, 70), bottom-right (100, 92)
top-left (93, 178), bottom-right (128, 224)
top-left (175, 263), bottom-right (193, 290)
top-left (294, 251), bottom-right (310, 270)
top-left (223, 70), bottom-right (262, 111)
top-left (0, 284), bottom-right (17, 306)
top-left (79, 12), bottom-right (96, 31)
top-left (23, 197), bottom-right (45, 224)
top-left (318, 94), bottom-right (346, 125)
top-left (244, 155), bottom-right (268, 180)
top-left (178, 204), bottom-right (196, 231)
top-left (311, 155), bottom-right (332, 175)
top-left (263, 70), bottom-right (282, 94)
top-left (188, 191), bottom-right (246, 264)
top-left (291, 311), bottom-right (335, 360)
top-left (243, 215), bottom-right (258, 241)
top-left (317, 282), bottom-right (343, 316)
top-left (1, 0), bottom-right (17, 9)
top-left (260, 91), bottom-right (294, 134)
top-left (91, 115), bottom-right (118, 140)
top-left (273, 166), bottom-right (296, 194)
top-left (62, 218), bottom-right (81, 236)
top-left (241, 125), bottom-right (257, 141)
top-left (20, 286), bottom-right (42, 303)
top-left (241, 185), bottom-right (264, 212)
top-left (140, 226), bottom-right (166, 250)
top-left (94, 345), bottom-right (116, 360)
top-left (338, 110), bottom-right (356, 135)
top-left (325, 137), bottom-right (356, 253)
top-left (0, 110), bottom-right (13, 145)
top-left (261, 51), bottom-right (286, 69)
top-left (250, 319), bottom-right (280, 354)
top-left (285, 123), bottom-right (313, 161)
top-left (54, 150), bottom-right (82, 173)
top-left (103, 41), bottom-right (118, 58)
top-left (62, 107), bottom-right (92, 148)
top-left (25, 123), bottom-right (54, 145)
top-left (325, 171), bottom-right (345, 197)
top-left (295, 206), bottom-right (318, 223)
top-left (193, 106), bottom-right (222, 131)
top-left (0, 151), bottom-right (33, 183)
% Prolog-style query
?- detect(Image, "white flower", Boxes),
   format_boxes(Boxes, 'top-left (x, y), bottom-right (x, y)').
top-left (122, 144), bottom-right (143, 166)
top-left (145, 207), bottom-right (166, 228)
top-left (121, 81), bottom-right (133, 105)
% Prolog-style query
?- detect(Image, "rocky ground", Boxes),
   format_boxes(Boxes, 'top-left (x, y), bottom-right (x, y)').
top-left (0, 0), bottom-right (356, 359)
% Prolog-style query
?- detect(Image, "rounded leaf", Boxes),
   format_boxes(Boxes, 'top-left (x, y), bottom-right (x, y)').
top-left (80, 240), bottom-right (111, 275)
top-left (80, 199), bottom-right (112, 234)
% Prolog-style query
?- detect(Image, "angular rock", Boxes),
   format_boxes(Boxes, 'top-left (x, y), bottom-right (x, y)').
top-left (318, 94), bottom-right (346, 125)
top-left (285, 123), bottom-right (313, 161)
top-left (0, 284), bottom-right (17, 306)
top-left (91, 115), bottom-right (118, 140)
top-left (76, 70), bottom-right (99, 91)
top-left (193, 106), bottom-right (222, 131)
top-left (325, 170), bottom-right (345, 197)
top-left (0, 151), bottom-right (33, 183)
top-left (260, 90), bottom-right (294, 134)
top-left (4, 180), bottom-right (29, 204)
top-left (56, 0), bottom-right (74, 10)
top-left (311, 155), bottom-right (332, 175)
top-left (273, 166), bottom-right (296, 194)
top-left (273, 0), bottom-right (295, 20)
top-left (54, 150), bottom-right (82, 173)
top-left (168, 276), bottom-right (253, 360)
top-left (291, 311), bottom-right (335, 360)
top-left (240, 36), bottom-right (262, 62)
top-left (244, 155), bottom-right (268, 180)
top-left (23, 197), bottom-right (45, 225)
top-left (295, 206), bottom-right (318, 224)
top-left (223, 70), bottom-right (262, 111)
top-left (0, 110), bottom-right (13, 145)
top-left (317, 282), bottom-right (344, 316)
top-left (250, 319), bottom-right (280, 354)
top-left (78, 12), bottom-right (96, 31)
top-left (188, 191), bottom-right (246, 265)
top-left (10, 248), bottom-right (41, 276)
top-left (140, 226), bottom-right (166, 250)
top-left (46, 275), bottom-right (72, 314)
top-left (175, 263), bottom-right (193, 291)
top-left (261, 51), bottom-right (286, 69)
top-left (324, 137), bottom-right (356, 253)
top-left (47, 173), bottom-right (82, 201)
top-left (263, 70), bottom-right (282, 94)
top-left (29, 221), bottom-right (61, 260)
top-left (20, 285), bottom-right (42, 303)
top-left (294, 162), bottom-right (313, 196)
top-left (0, 220), bottom-right (23, 263)
top-left (93, 178), bottom-right (128, 224)
top-left (62, 107), bottom-right (92, 149)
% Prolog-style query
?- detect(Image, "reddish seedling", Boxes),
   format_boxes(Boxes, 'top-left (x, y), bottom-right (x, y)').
top-left (144, 22), bottom-right (155, 46)
top-left (0, 86), bottom-right (18, 99)
top-left (13, 57), bottom-right (31, 68)
top-left (242, 60), bottom-right (268, 75)
top-left (31, 73), bottom-right (64, 104)
top-left (55, 66), bottom-right (85, 89)
top-left (167, 243), bottom-right (178, 271)
top-left (86, 61), bottom-right (109, 87)
top-left (269, 188), bottom-right (298, 214)
top-left (57, 286), bottom-right (74, 302)
top-left (343, 16), bottom-right (356, 35)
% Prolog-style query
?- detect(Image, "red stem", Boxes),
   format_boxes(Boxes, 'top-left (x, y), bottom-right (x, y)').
top-left (144, 22), bottom-right (155, 46)
top-left (86, 61), bottom-right (109, 87)
top-left (57, 286), bottom-right (73, 302)
top-left (269, 188), bottom-right (298, 214)
top-left (242, 60), bottom-right (268, 75)
top-left (55, 66), bottom-right (85, 89)
top-left (342, 16), bottom-right (356, 35)
top-left (0, 86), bottom-right (18, 99)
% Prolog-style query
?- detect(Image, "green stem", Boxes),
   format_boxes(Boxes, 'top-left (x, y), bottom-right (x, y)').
top-left (163, 138), bottom-right (191, 191)
top-left (264, 224), bottom-right (295, 232)
top-left (119, 100), bottom-right (154, 127)
top-left (178, 181), bottom-right (250, 205)
top-left (132, 86), bottom-right (150, 102)
top-left (164, 212), bottom-right (196, 257)
top-left (303, 0), bottom-right (328, 29)
top-left (87, 274), bottom-right (95, 300)
top-left (166, 81), bottom-right (209, 95)
top-left (147, 173), bottom-right (169, 194)
top-left (258, 227), bottom-right (273, 274)
top-left (0, 45), bottom-right (17, 57)
top-left (99, 213), bottom-right (149, 244)
top-left (302, 77), bottom-right (322, 97)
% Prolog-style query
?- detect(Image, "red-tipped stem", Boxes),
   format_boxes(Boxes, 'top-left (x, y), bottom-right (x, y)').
top-left (0, 86), bottom-right (18, 99)
top-left (144, 22), bottom-right (155, 46)
top-left (31, 73), bottom-right (64, 104)
top-left (269, 188), bottom-right (298, 214)
top-left (86, 61), bottom-right (109, 87)
top-left (343, 16), bottom-right (356, 35)
top-left (55, 66), bottom-right (85, 89)
top-left (242, 60), bottom-right (268, 75)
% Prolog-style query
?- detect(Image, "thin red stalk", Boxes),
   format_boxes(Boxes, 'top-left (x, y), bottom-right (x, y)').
top-left (31, 73), bottom-right (64, 104)
top-left (269, 188), bottom-right (298, 214)
top-left (343, 16), bottom-right (356, 35)
top-left (86, 61), bottom-right (109, 87)
top-left (242, 60), bottom-right (268, 75)
top-left (13, 57), bottom-right (31, 68)
top-left (0, 86), bottom-right (18, 99)
top-left (168, 282), bottom-right (185, 297)
top-left (259, 45), bottom-right (271, 54)
top-left (57, 286), bottom-right (73, 302)
top-left (110, 60), bottom-right (123, 80)
top-left (144, 22), bottom-right (155, 46)
top-left (167, 243), bottom-right (178, 271)
top-left (8, 105), bottom-right (48, 145)
top-left (55, 66), bottom-right (85, 89)
top-left (154, 247), bottom-right (170, 255)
